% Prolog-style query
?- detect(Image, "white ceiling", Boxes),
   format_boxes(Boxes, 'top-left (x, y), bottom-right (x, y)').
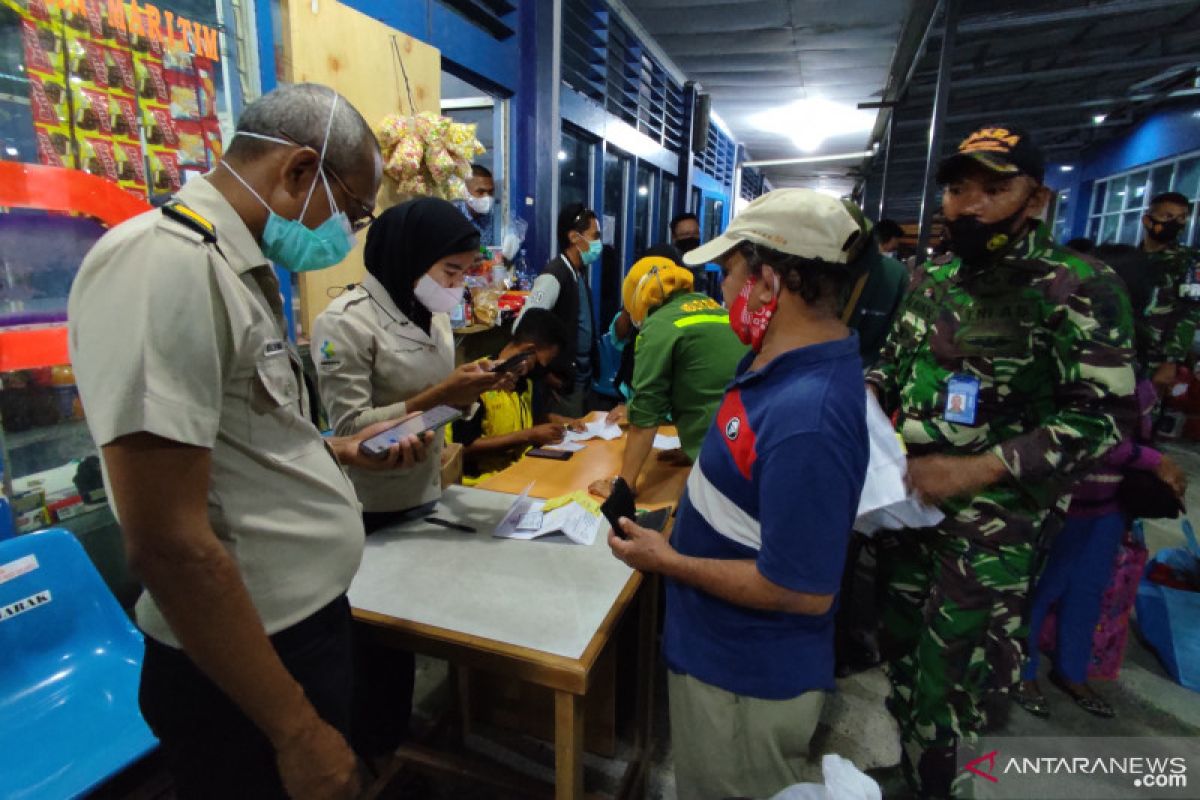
top-left (622, 0), bottom-right (911, 195)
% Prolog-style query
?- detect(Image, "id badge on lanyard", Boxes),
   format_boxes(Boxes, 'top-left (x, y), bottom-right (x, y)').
top-left (944, 374), bottom-right (980, 426)
top-left (1181, 263), bottom-right (1200, 300)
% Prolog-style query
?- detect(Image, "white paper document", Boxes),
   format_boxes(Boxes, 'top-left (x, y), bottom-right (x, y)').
top-left (652, 433), bottom-right (682, 450)
top-left (493, 485), bottom-right (604, 545)
top-left (561, 419), bottom-right (623, 444)
top-left (854, 392), bottom-right (944, 535)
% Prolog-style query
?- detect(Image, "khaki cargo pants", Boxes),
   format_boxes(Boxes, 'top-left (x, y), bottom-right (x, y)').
top-left (668, 671), bottom-right (825, 800)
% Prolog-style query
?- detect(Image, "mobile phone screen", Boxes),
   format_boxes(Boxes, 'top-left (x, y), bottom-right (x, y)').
top-left (359, 405), bottom-right (462, 458)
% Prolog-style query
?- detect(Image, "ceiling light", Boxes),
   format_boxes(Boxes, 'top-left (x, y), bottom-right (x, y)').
top-left (637, 186), bottom-right (648, 197)
top-left (1059, 165), bottom-right (1074, 172)
top-left (4, 146), bottom-right (17, 156)
top-left (556, 150), bottom-right (567, 161)
top-left (749, 99), bottom-right (875, 154)
top-left (1093, 114), bottom-right (1107, 125)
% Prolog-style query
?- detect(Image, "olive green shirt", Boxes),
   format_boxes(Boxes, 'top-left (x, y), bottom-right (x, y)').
top-left (627, 292), bottom-right (748, 459)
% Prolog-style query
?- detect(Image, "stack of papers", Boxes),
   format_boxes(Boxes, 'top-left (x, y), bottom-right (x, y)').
top-left (564, 420), bottom-right (622, 443)
top-left (545, 419), bottom-right (624, 452)
top-left (652, 433), bottom-right (681, 450)
top-left (854, 392), bottom-right (944, 535)
top-left (493, 484), bottom-right (605, 545)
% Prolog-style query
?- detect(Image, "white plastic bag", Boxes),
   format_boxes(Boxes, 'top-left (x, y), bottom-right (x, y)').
top-left (768, 754), bottom-right (882, 800)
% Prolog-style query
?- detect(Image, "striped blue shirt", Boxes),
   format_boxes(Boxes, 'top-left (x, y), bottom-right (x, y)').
top-left (663, 335), bottom-right (868, 699)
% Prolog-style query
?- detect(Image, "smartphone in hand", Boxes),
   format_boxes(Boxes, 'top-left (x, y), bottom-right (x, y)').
top-left (600, 477), bottom-right (637, 539)
top-left (359, 405), bottom-right (462, 459)
top-left (491, 350), bottom-right (536, 375)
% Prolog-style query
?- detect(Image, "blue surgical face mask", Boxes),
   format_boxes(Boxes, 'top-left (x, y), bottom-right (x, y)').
top-left (222, 97), bottom-right (356, 273)
top-left (579, 237), bottom-right (602, 267)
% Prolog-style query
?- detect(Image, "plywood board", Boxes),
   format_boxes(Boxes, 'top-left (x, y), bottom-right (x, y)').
top-left (279, 0), bottom-right (441, 337)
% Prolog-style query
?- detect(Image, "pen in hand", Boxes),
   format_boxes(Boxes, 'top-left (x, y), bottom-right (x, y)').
top-left (425, 516), bottom-right (477, 533)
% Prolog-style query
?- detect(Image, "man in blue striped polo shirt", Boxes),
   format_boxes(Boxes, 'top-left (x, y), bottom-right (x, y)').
top-left (608, 189), bottom-right (871, 800)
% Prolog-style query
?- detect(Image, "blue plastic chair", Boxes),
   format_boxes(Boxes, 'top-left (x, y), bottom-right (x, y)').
top-left (0, 528), bottom-right (158, 799)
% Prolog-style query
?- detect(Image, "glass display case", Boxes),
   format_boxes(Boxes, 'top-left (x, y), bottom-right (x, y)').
top-left (0, 162), bottom-right (149, 548)
top-left (0, 326), bottom-right (109, 538)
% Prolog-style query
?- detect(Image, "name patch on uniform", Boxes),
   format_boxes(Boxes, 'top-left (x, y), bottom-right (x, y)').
top-left (944, 374), bottom-right (980, 425)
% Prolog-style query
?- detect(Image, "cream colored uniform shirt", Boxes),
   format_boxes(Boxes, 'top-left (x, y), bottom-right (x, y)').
top-left (67, 177), bottom-right (365, 648)
top-left (312, 273), bottom-right (453, 513)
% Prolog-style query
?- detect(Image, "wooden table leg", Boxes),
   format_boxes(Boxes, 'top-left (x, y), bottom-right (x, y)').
top-left (554, 690), bottom-right (584, 800)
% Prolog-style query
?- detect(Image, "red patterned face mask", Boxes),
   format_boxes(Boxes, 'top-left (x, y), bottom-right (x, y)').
top-left (728, 273), bottom-right (778, 352)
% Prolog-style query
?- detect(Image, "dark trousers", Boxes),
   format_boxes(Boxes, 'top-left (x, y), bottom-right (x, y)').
top-left (139, 595), bottom-right (354, 800)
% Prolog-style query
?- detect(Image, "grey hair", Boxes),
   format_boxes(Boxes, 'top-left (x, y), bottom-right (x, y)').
top-left (226, 83), bottom-right (378, 179)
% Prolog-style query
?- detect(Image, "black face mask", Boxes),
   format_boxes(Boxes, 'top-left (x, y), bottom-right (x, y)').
top-left (675, 236), bottom-right (701, 254)
top-left (946, 200), bottom-right (1030, 266)
top-left (1145, 218), bottom-right (1184, 245)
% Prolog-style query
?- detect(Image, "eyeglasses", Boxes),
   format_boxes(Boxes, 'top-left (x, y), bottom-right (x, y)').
top-left (274, 129), bottom-right (377, 232)
top-left (324, 166), bottom-right (377, 232)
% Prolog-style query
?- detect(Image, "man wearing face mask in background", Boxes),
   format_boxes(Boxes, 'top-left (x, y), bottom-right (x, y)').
top-left (454, 163), bottom-right (498, 247)
top-left (1139, 192), bottom-right (1200, 392)
top-left (670, 211), bottom-right (702, 255)
top-left (671, 212), bottom-right (710, 295)
top-left (866, 125), bottom-right (1136, 798)
top-left (518, 203), bottom-right (603, 417)
top-left (68, 84), bottom-right (433, 799)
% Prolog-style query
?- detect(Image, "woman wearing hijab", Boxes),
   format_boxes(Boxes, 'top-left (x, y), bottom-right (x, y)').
top-left (314, 198), bottom-right (507, 532)
top-left (312, 197), bottom-right (508, 760)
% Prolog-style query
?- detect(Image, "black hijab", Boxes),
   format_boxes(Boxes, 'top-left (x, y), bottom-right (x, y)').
top-left (363, 197), bottom-right (480, 334)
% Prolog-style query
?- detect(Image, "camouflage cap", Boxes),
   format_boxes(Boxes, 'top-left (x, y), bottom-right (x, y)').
top-left (936, 124), bottom-right (1045, 185)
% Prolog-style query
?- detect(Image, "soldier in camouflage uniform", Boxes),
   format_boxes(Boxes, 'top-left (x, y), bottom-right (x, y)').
top-left (1139, 192), bottom-right (1200, 389)
top-left (866, 125), bottom-right (1136, 798)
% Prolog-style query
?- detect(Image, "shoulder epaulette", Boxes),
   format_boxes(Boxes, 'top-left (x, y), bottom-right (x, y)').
top-left (162, 200), bottom-right (217, 244)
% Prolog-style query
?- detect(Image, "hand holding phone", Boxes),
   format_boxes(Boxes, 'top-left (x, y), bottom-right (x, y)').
top-left (491, 350), bottom-right (535, 375)
top-left (600, 477), bottom-right (637, 538)
top-left (359, 405), bottom-right (463, 459)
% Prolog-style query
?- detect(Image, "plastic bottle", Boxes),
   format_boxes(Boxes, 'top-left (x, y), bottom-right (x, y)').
top-left (50, 364), bottom-right (79, 422)
top-left (514, 249), bottom-right (532, 291)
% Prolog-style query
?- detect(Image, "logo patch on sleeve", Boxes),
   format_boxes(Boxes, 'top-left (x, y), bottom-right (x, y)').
top-left (716, 389), bottom-right (757, 479)
top-left (317, 339), bottom-right (340, 369)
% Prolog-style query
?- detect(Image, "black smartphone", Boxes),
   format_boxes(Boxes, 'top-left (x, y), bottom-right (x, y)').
top-left (636, 506), bottom-right (672, 533)
top-left (527, 447), bottom-right (573, 460)
top-left (491, 350), bottom-right (535, 374)
top-left (600, 477), bottom-right (637, 538)
top-left (359, 405), bottom-right (462, 459)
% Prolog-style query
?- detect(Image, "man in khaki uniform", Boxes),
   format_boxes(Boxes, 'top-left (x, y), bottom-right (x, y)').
top-left (68, 84), bottom-right (426, 800)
